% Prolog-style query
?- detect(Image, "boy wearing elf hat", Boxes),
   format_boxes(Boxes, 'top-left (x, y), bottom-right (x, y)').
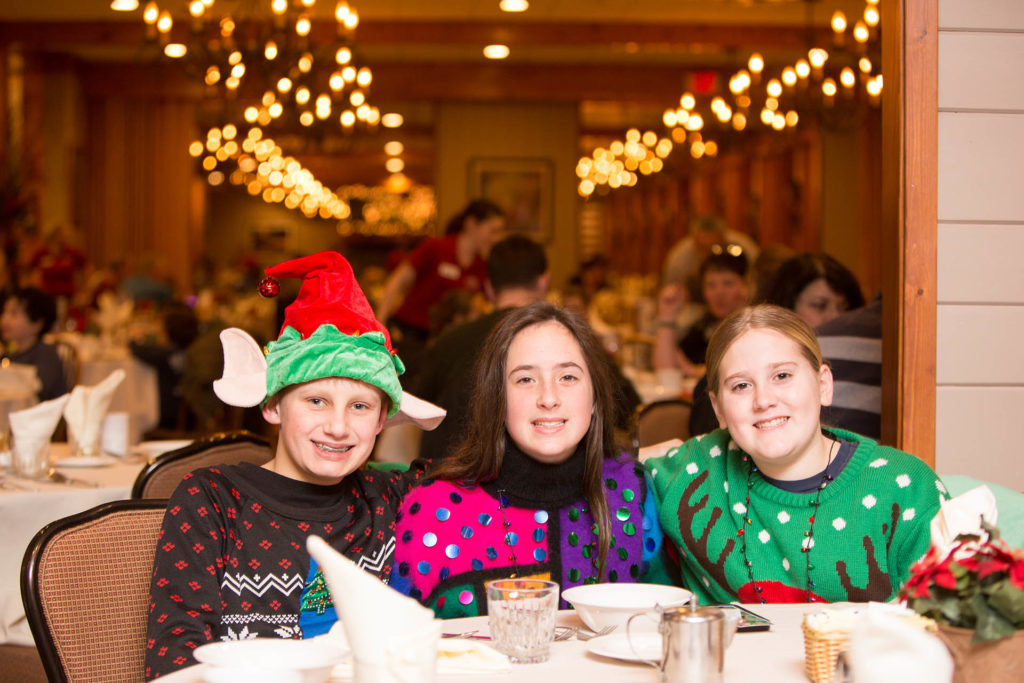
top-left (144, 252), bottom-right (444, 680)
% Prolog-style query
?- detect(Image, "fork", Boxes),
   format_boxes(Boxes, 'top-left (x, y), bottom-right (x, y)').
top-left (46, 468), bottom-right (100, 487)
top-left (553, 626), bottom-right (578, 641)
top-left (577, 625), bottom-right (616, 641)
top-left (0, 476), bottom-right (35, 491)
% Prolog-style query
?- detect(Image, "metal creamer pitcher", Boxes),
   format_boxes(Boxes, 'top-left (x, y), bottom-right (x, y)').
top-left (627, 595), bottom-right (725, 683)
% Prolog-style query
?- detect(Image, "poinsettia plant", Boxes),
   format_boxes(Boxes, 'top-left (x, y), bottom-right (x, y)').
top-left (903, 522), bottom-right (1024, 643)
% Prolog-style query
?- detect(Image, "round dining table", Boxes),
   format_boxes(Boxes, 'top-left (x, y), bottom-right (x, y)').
top-left (0, 444), bottom-right (153, 646)
top-left (157, 604), bottom-right (813, 682)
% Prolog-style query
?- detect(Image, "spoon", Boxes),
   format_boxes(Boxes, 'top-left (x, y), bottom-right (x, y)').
top-left (46, 468), bottom-right (100, 487)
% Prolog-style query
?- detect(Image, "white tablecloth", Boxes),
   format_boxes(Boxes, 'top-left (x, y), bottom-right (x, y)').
top-left (157, 605), bottom-right (811, 682)
top-left (78, 354), bottom-right (159, 444)
top-left (0, 444), bottom-right (148, 645)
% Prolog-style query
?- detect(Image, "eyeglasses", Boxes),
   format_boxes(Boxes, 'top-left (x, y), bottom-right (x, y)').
top-left (710, 243), bottom-right (745, 258)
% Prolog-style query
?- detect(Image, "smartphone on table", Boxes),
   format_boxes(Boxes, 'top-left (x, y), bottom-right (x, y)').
top-left (716, 603), bottom-right (772, 632)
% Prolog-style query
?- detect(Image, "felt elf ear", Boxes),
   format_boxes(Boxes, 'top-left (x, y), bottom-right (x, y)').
top-left (391, 391), bottom-right (446, 431)
top-left (213, 327), bottom-right (268, 407)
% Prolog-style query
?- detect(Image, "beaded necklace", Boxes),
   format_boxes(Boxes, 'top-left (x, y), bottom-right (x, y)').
top-left (496, 490), bottom-right (520, 578)
top-left (739, 438), bottom-right (838, 604)
top-left (495, 488), bottom-right (602, 584)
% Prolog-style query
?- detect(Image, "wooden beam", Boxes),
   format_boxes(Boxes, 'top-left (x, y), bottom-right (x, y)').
top-left (880, 0), bottom-right (936, 463)
top-left (0, 20), bottom-right (836, 52)
top-left (344, 21), bottom-right (834, 51)
top-left (365, 62), bottom-right (698, 103)
top-left (27, 52), bottom-right (731, 104)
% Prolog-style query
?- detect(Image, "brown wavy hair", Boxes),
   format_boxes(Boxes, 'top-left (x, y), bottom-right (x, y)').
top-left (429, 302), bottom-right (618, 579)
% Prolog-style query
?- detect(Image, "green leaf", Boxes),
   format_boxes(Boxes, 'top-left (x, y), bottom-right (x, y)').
top-left (987, 581), bottom-right (1024, 624)
top-left (980, 518), bottom-right (1001, 541)
top-left (973, 603), bottom-right (1016, 644)
top-left (909, 596), bottom-right (943, 621)
top-left (940, 596), bottom-right (964, 625)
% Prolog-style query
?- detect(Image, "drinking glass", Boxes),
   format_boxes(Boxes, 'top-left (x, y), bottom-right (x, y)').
top-left (68, 427), bottom-right (101, 459)
top-left (0, 429), bottom-right (10, 471)
top-left (485, 578), bottom-right (559, 664)
top-left (12, 436), bottom-right (50, 479)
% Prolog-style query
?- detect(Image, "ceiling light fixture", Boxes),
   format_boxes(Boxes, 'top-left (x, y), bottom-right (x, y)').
top-left (577, 0), bottom-right (883, 197)
top-left (133, 1), bottom-right (384, 137)
top-left (499, 0), bottom-right (529, 11)
top-left (483, 44), bottom-right (511, 60)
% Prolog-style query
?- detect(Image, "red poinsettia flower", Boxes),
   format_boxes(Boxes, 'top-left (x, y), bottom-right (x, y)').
top-left (972, 555), bottom-right (1012, 581)
top-left (904, 547), bottom-right (957, 598)
top-left (1010, 558), bottom-right (1024, 591)
top-left (906, 526), bottom-right (1024, 643)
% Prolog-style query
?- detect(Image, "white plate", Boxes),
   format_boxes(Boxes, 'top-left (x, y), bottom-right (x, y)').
top-left (53, 455), bottom-right (117, 468)
top-left (586, 632), bottom-right (662, 663)
top-left (194, 638), bottom-right (347, 683)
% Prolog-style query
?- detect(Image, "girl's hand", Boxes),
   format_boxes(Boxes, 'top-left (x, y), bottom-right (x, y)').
top-left (656, 284), bottom-right (686, 322)
top-left (639, 439), bottom-right (684, 462)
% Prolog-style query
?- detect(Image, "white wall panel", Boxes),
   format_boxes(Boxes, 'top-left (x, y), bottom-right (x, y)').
top-left (940, 0), bottom-right (1024, 30)
top-left (937, 304), bottom-right (1024, 384)
top-left (936, 386), bottom-right (1024, 491)
top-left (938, 113), bottom-right (1024, 222)
top-left (939, 33), bottom-right (1024, 111)
top-left (937, 223), bottom-right (1024, 303)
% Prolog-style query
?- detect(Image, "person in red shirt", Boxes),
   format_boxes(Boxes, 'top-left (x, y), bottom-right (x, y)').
top-left (375, 199), bottom-right (505, 379)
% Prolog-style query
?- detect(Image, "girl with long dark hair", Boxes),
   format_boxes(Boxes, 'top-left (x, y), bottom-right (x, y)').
top-left (392, 302), bottom-right (669, 617)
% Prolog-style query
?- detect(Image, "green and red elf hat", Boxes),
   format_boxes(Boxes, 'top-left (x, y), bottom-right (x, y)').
top-left (213, 251), bottom-right (445, 429)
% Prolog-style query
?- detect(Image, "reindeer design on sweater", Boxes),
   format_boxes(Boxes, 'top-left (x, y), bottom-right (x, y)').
top-left (648, 429), bottom-right (946, 604)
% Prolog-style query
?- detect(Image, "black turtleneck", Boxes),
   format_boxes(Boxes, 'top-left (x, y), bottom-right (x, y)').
top-left (480, 438), bottom-right (587, 509)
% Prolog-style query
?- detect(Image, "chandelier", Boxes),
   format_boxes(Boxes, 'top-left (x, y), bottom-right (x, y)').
top-left (576, 0), bottom-right (883, 197)
top-left (115, 1), bottom-right (417, 221)
top-left (138, 1), bottom-right (381, 135)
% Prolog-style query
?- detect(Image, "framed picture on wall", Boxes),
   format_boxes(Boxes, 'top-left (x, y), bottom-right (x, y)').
top-left (468, 157), bottom-right (553, 242)
top-left (251, 224), bottom-right (291, 252)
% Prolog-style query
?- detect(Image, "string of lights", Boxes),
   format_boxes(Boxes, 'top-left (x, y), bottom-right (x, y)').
top-left (577, 0), bottom-right (882, 197)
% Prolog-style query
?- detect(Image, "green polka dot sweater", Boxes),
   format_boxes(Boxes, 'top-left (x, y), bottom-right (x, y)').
top-left (646, 428), bottom-right (947, 604)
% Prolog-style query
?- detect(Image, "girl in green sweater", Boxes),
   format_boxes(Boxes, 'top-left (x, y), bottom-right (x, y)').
top-left (646, 304), bottom-right (946, 604)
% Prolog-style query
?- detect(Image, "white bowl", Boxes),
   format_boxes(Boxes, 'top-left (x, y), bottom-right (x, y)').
top-left (562, 583), bottom-right (693, 633)
top-left (193, 638), bottom-right (346, 683)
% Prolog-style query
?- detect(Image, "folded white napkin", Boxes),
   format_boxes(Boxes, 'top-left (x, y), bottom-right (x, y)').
top-left (63, 369), bottom-right (126, 455)
top-left (433, 638), bottom-right (512, 675)
top-left (930, 485), bottom-right (998, 556)
top-left (10, 393), bottom-right (71, 461)
top-left (307, 536), bottom-right (441, 683)
top-left (848, 608), bottom-right (952, 682)
top-left (0, 362), bottom-right (41, 397)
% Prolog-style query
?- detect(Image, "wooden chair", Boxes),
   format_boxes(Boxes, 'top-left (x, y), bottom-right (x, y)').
top-left (20, 499), bottom-right (167, 683)
top-left (131, 430), bottom-right (273, 499)
top-left (631, 399), bottom-right (692, 452)
top-left (53, 340), bottom-right (80, 390)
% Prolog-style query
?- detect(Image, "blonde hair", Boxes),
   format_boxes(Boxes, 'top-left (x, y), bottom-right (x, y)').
top-left (705, 304), bottom-right (823, 395)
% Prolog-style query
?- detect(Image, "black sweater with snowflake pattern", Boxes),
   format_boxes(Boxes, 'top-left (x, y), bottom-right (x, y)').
top-left (145, 462), bottom-right (421, 679)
